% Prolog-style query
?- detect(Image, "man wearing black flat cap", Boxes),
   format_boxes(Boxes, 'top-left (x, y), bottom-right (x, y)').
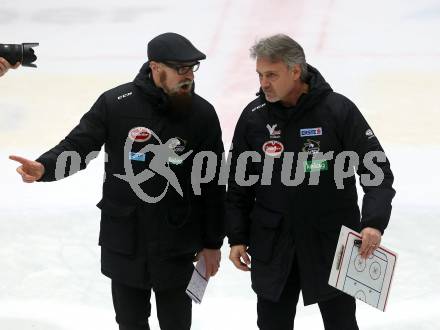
top-left (10, 32), bottom-right (225, 330)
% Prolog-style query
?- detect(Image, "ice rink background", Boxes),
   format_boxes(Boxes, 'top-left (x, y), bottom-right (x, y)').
top-left (1, 0), bottom-right (439, 329)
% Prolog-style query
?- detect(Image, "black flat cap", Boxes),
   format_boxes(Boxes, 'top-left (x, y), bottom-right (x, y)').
top-left (147, 32), bottom-right (206, 63)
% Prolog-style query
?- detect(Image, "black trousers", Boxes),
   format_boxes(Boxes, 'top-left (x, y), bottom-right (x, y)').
top-left (112, 280), bottom-right (192, 330)
top-left (257, 258), bottom-right (359, 330)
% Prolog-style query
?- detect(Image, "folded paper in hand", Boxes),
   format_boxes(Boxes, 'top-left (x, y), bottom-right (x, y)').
top-left (186, 255), bottom-right (209, 304)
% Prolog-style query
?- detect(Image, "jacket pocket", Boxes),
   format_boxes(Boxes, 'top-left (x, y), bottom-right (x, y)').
top-left (249, 205), bottom-right (283, 263)
top-left (160, 204), bottom-right (202, 256)
top-left (97, 198), bottom-right (138, 256)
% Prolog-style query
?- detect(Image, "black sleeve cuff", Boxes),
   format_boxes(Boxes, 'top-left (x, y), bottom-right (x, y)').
top-left (203, 238), bottom-right (224, 250)
top-left (35, 157), bottom-right (57, 182)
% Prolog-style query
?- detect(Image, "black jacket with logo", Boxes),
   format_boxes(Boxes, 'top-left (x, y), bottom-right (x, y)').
top-left (226, 65), bottom-right (395, 304)
top-left (36, 62), bottom-right (225, 289)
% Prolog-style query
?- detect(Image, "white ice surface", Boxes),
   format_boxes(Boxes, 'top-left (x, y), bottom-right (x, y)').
top-left (1, 0), bottom-right (439, 329)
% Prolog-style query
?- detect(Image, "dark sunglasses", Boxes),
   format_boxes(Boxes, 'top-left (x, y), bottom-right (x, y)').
top-left (163, 61), bottom-right (200, 75)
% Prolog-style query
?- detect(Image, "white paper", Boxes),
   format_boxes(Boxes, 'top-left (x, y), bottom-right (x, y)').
top-left (186, 255), bottom-right (209, 304)
top-left (328, 225), bottom-right (398, 311)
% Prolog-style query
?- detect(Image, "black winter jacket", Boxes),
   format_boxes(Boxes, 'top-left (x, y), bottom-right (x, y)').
top-left (37, 62), bottom-right (225, 289)
top-left (226, 65), bottom-right (395, 304)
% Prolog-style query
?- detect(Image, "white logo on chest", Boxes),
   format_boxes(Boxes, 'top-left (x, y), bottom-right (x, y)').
top-left (266, 124), bottom-right (281, 138)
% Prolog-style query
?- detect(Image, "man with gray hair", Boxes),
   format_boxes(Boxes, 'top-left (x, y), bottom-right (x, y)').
top-left (226, 34), bottom-right (395, 329)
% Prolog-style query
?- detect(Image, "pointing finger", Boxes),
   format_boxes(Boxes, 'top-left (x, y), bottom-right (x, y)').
top-left (9, 155), bottom-right (31, 165)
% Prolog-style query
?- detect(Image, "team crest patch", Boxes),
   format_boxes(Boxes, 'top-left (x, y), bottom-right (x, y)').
top-left (168, 137), bottom-right (187, 154)
top-left (300, 127), bottom-right (322, 137)
top-left (302, 139), bottom-right (320, 154)
top-left (262, 140), bottom-right (284, 157)
top-left (128, 127), bottom-right (151, 142)
top-left (167, 137), bottom-right (187, 165)
top-left (365, 129), bottom-right (375, 139)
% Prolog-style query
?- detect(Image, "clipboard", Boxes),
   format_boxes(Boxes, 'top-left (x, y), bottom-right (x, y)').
top-left (328, 225), bottom-right (398, 311)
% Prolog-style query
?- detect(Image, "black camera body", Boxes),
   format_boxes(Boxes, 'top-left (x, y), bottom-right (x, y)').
top-left (0, 43), bottom-right (39, 67)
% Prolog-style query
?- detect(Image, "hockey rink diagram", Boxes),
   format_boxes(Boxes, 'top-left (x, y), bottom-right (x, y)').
top-left (330, 228), bottom-right (398, 312)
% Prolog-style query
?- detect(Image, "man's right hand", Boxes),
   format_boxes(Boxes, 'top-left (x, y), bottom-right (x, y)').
top-left (9, 155), bottom-right (45, 183)
top-left (229, 244), bottom-right (251, 271)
